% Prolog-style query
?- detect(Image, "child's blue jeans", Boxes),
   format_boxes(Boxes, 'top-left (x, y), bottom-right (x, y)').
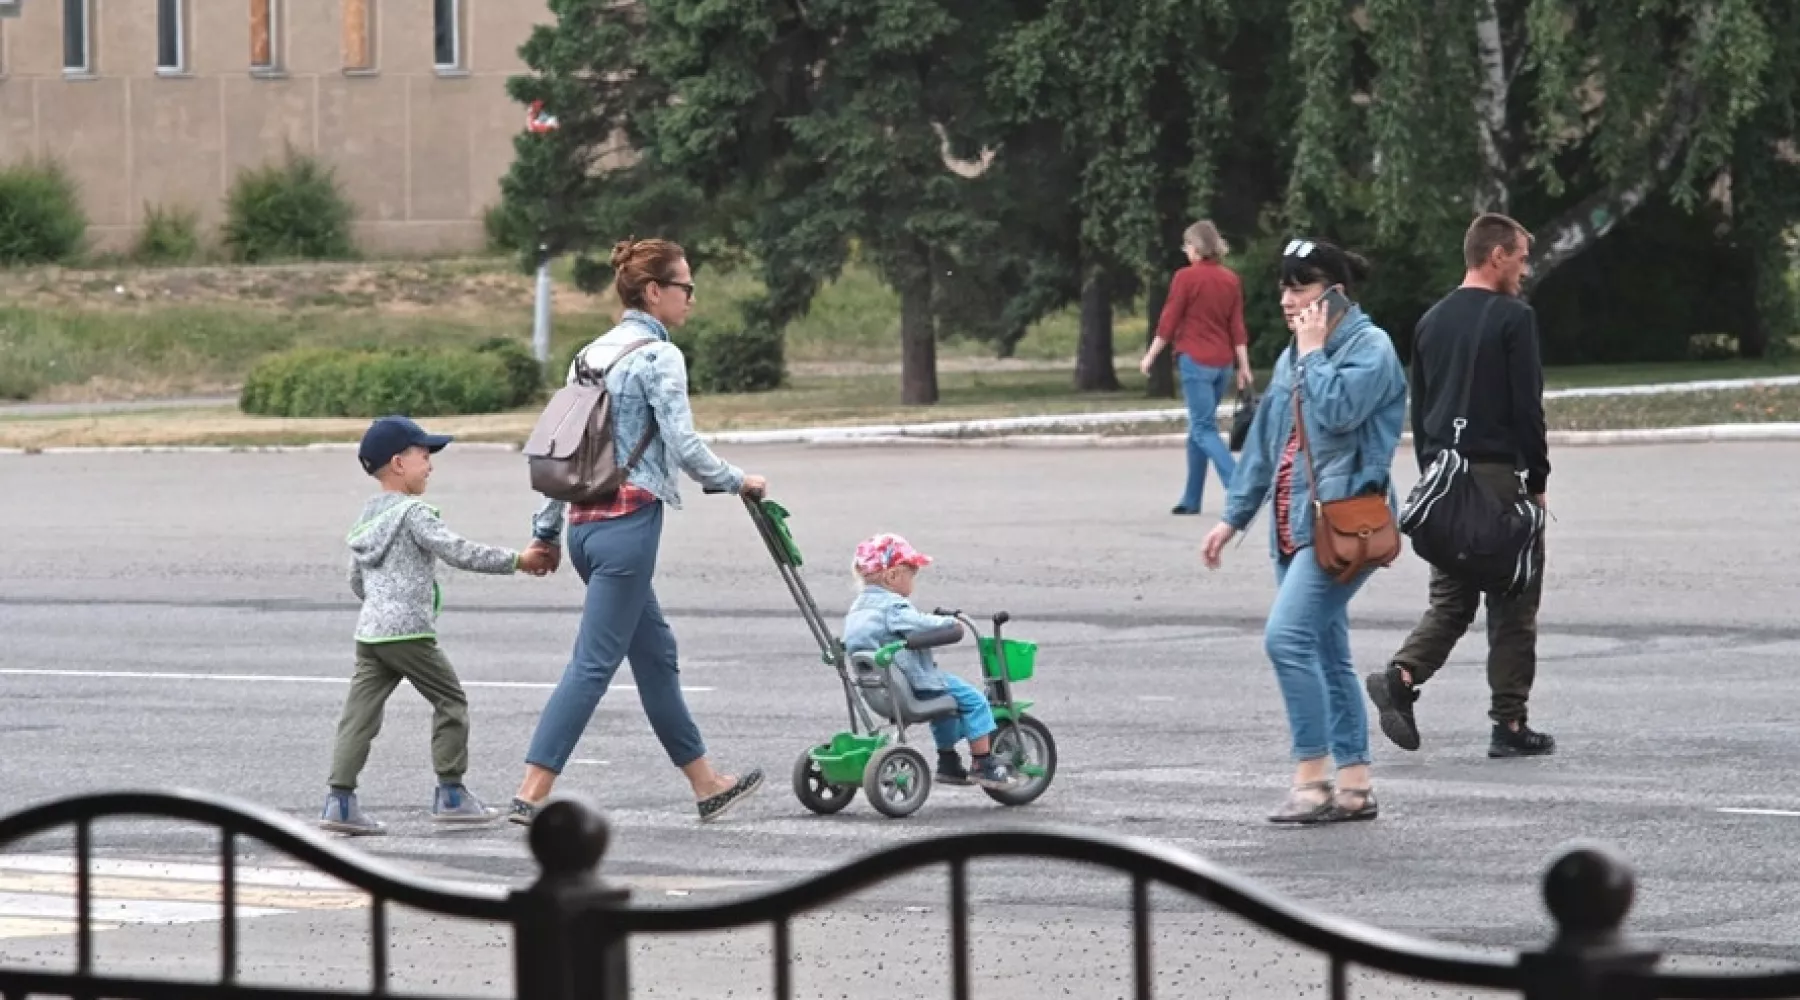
top-left (924, 674), bottom-right (996, 750)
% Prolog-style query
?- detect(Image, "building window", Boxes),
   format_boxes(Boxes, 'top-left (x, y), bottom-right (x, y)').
top-left (342, 0), bottom-right (374, 71)
top-left (63, 0), bottom-right (91, 73)
top-left (433, 0), bottom-right (461, 70)
top-left (156, 0), bottom-right (185, 73)
top-left (250, 0), bottom-right (280, 71)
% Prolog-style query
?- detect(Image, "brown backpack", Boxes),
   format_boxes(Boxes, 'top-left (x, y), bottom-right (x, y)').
top-left (523, 338), bottom-right (657, 504)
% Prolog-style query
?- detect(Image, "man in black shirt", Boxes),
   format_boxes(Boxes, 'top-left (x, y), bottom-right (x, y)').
top-left (1364, 213), bottom-right (1555, 759)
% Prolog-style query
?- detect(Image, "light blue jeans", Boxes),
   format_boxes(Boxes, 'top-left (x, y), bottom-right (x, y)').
top-left (1177, 355), bottom-right (1237, 511)
top-left (1265, 549), bottom-right (1373, 767)
top-left (524, 503), bottom-right (707, 773)
top-left (922, 674), bottom-right (996, 750)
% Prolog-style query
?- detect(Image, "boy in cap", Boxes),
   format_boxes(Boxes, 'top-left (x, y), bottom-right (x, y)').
top-left (842, 533), bottom-right (1019, 790)
top-left (320, 415), bottom-right (555, 835)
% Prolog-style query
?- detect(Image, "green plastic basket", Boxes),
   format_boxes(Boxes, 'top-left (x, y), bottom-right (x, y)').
top-left (810, 731), bottom-right (887, 786)
top-left (978, 637), bottom-right (1037, 682)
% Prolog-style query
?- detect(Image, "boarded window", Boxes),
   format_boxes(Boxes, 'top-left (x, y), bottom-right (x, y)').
top-left (342, 0), bottom-right (373, 70)
top-left (250, 0), bottom-right (277, 70)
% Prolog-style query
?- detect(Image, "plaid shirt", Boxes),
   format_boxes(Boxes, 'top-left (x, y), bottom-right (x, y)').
top-left (568, 484), bottom-right (658, 526)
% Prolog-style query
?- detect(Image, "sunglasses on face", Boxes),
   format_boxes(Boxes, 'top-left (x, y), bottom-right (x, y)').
top-left (658, 280), bottom-right (695, 302)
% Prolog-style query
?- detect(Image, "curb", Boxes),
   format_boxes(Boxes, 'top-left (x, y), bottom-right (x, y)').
top-left (803, 424), bottom-right (1800, 449)
top-left (9, 424), bottom-right (1800, 456)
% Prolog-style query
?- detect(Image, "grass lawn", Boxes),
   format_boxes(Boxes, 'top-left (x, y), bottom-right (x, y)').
top-left (0, 257), bottom-right (1131, 402)
top-left (2, 255), bottom-right (1799, 448)
top-left (9, 369), bottom-right (1800, 450)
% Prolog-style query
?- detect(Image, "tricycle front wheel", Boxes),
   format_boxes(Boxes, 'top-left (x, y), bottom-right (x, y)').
top-left (984, 714), bottom-right (1057, 807)
top-left (792, 746), bottom-right (858, 815)
top-left (863, 745), bottom-right (932, 818)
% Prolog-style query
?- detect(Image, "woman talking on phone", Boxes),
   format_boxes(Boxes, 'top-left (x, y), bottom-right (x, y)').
top-left (1201, 238), bottom-right (1407, 825)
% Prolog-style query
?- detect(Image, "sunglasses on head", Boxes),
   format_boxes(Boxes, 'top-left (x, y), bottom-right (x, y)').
top-left (1283, 239), bottom-right (1318, 258)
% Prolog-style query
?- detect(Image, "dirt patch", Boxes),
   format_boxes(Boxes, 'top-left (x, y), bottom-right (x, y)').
top-left (0, 259), bottom-right (614, 317)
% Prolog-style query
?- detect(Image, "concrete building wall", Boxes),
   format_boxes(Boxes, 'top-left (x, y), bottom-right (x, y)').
top-left (0, 0), bottom-right (545, 255)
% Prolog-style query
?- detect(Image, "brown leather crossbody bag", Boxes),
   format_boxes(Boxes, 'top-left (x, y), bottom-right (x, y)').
top-left (1291, 367), bottom-right (1400, 583)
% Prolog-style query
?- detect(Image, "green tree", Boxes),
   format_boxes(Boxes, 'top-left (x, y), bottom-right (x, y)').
top-left (1279, 0), bottom-right (1800, 356)
top-left (627, 0), bottom-right (1017, 405)
top-left (496, 0), bottom-right (739, 294)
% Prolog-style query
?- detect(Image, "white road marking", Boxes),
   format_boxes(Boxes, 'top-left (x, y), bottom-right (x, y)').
top-left (0, 890), bottom-right (289, 924)
top-left (0, 668), bottom-right (713, 693)
top-left (0, 854), bottom-right (509, 941)
top-left (1716, 807), bottom-right (1800, 817)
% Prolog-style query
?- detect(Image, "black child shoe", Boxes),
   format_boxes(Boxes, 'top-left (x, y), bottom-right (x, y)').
top-left (937, 749), bottom-right (972, 786)
top-left (1488, 722), bottom-right (1556, 758)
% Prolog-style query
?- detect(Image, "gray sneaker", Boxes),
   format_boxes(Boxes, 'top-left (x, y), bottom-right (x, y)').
top-left (432, 783), bottom-right (500, 823)
top-left (319, 791), bottom-right (386, 836)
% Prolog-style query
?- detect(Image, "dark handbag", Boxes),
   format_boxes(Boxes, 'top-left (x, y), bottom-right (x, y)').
top-left (1292, 358), bottom-right (1401, 584)
top-left (1228, 386), bottom-right (1257, 453)
top-left (1397, 299), bottom-right (1545, 597)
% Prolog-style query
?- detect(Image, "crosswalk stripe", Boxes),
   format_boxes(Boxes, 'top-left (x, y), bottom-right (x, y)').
top-left (0, 854), bottom-right (389, 941)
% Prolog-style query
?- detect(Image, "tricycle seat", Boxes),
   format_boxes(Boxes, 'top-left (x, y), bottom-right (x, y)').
top-left (847, 651), bottom-right (961, 725)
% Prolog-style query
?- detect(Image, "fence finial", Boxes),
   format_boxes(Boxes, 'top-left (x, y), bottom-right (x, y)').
top-left (1542, 841), bottom-right (1635, 952)
top-left (528, 799), bottom-right (610, 879)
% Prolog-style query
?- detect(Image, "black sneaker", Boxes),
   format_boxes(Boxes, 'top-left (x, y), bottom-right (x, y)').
top-left (1364, 666), bottom-right (1421, 751)
top-left (937, 750), bottom-right (972, 786)
top-left (1489, 722), bottom-right (1555, 758)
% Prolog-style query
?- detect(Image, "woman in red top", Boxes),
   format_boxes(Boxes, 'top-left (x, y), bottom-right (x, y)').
top-left (1139, 221), bottom-right (1254, 515)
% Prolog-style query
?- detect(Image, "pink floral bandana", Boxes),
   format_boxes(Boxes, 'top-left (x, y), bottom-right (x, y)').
top-left (853, 533), bottom-right (933, 576)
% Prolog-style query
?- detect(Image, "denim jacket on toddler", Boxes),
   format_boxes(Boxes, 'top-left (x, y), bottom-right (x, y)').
top-left (842, 586), bottom-right (959, 695)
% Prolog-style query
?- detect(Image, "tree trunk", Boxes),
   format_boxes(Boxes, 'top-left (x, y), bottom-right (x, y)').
top-left (1074, 266), bottom-right (1120, 392)
top-left (1471, 0), bottom-right (1511, 214)
top-left (1143, 277), bottom-right (1175, 398)
top-left (899, 275), bottom-right (939, 405)
top-left (1523, 28), bottom-right (1707, 296)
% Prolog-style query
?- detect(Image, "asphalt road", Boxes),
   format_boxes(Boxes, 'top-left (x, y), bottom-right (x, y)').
top-left (3, 442), bottom-right (1800, 997)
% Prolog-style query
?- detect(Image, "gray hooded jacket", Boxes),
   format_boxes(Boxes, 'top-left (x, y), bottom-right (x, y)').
top-left (347, 493), bottom-right (519, 643)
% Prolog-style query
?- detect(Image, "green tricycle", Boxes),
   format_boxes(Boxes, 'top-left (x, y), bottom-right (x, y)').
top-left (732, 493), bottom-right (1058, 819)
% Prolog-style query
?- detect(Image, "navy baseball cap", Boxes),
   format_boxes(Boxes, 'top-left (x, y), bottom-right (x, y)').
top-left (358, 415), bottom-right (453, 474)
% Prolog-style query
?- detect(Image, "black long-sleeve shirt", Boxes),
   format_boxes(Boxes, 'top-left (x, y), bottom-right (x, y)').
top-left (1409, 287), bottom-right (1550, 494)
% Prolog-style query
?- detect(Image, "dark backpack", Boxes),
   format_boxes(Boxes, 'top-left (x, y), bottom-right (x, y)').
top-left (1396, 298), bottom-right (1546, 597)
top-left (522, 338), bottom-right (657, 504)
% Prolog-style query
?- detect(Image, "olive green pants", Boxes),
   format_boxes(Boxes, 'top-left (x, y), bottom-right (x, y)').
top-left (328, 639), bottom-right (470, 790)
top-left (1389, 462), bottom-right (1545, 725)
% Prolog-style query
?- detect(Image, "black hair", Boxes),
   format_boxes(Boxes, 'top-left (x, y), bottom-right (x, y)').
top-left (1278, 237), bottom-right (1372, 293)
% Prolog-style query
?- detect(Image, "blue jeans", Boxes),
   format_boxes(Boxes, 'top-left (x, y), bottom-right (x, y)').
top-left (923, 675), bottom-right (996, 750)
top-left (524, 503), bottom-right (707, 773)
top-left (1177, 355), bottom-right (1236, 510)
top-left (1265, 549), bottom-right (1372, 767)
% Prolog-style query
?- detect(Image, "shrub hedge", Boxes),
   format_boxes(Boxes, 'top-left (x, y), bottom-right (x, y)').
top-left (239, 341), bottom-right (542, 419)
top-left (222, 151), bottom-right (357, 263)
top-left (550, 313), bottom-right (783, 394)
top-left (0, 160), bottom-right (87, 265)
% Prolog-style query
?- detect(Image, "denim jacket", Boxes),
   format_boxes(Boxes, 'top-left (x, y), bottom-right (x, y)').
top-left (842, 585), bottom-right (958, 695)
top-left (531, 310), bottom-right (744, 543)
top-left (1223, 304), bottom-right (1408, 561)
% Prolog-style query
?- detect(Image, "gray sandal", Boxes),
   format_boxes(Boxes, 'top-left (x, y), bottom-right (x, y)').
top-left (1267, 780), bottom-right (1335, 824)
top-left (1323, 786), bottom-right (1379, 822)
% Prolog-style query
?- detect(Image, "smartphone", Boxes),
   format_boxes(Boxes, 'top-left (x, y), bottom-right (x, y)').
top-left (1317, 286), bottom-right (1351, 327)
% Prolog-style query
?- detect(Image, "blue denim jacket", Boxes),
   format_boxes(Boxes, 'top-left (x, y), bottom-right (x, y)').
top-left (1223, 304), bottom-right (1408, 561)
top-left (531, 310), bottom-right (744, 543)
top-left (842, 585), bottom-right (959, 694)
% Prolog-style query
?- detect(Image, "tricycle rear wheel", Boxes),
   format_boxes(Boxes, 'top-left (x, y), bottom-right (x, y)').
top-left (792, 746), bottom-right (858, 815)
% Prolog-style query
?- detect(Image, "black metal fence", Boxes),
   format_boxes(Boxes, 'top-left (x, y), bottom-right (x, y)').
top-left (0, 789), bottom-right (1795, 1000)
